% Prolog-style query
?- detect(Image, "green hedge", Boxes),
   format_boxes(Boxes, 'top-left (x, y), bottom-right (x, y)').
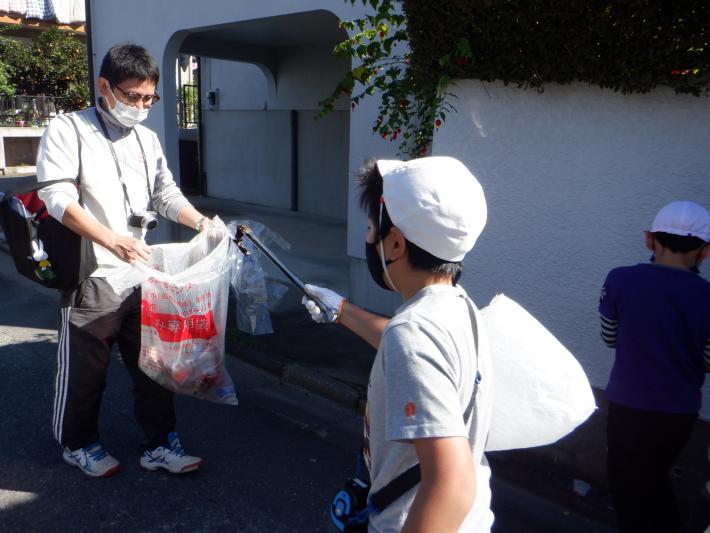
top-left (323, 0), bottom-right (709, 156)
top-left (404, 0), bottom-right (709, 95)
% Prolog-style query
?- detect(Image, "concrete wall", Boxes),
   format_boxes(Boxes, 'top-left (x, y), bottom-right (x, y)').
top-left (298, 110), bottom-right (349, 218)
top-left (2, 137), bottom-right (39, 167)
top-left (202, 108), bottom-right (292, 208)
top-left (200, 55), bottom-right (349, 219)
top-left (0, 127), bottom-right (44, 172)
top-left (430, 80), bottom-right (710, 419)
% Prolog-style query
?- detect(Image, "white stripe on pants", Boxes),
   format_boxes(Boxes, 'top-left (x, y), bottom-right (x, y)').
top-left (53, 307), bottom-right (71, 444)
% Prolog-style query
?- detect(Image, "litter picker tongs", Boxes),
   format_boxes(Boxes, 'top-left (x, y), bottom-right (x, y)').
top-left (233, 224), bottom-right (336, 323)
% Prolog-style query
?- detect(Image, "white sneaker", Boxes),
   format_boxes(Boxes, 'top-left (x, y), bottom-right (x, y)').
top-left (62, 442), bottom-right (121, 478)
top-left (140, 432), bottom-right (202, 474)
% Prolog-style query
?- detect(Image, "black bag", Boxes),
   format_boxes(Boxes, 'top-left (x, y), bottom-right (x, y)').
top-left (0, 115), bottom-right (96, 290)
top-left (330, 454), bottom-right (426, 532)
top-left (330, 453), bottom-right (371, 532)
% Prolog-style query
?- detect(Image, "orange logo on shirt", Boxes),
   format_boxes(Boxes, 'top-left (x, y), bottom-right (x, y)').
top-left (404, 402), bottom-right (416, 417)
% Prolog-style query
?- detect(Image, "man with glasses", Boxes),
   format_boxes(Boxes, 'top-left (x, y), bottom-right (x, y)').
top-left (36, 43), bottom-right (211, 477)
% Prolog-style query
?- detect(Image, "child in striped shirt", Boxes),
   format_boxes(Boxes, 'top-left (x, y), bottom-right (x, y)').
top-left (599, 200), bottom-right (710, 533)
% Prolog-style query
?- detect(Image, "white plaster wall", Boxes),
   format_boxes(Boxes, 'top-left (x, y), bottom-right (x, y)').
top-left (432, 80), bottom-right (710, 419)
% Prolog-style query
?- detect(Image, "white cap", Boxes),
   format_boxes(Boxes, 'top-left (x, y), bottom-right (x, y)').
top-left (650, 201), bottom-right (710, 243)
top-left (377, 156), bottom-right (487, 262)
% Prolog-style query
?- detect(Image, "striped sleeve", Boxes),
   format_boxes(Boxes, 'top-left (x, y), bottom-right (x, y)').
top-left (704, 339), bottom-right (710, 372)
top-left (600, 313), bottom-right (618, 348)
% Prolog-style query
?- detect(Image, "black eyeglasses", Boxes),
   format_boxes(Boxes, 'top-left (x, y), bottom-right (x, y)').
top-left (113, 84), bottom-right (160, 105)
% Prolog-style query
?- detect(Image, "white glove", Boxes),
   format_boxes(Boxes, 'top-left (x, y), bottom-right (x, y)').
top-left (198, 217), bottom-right (229, 247)
top-left (301, 284), bottom-right (345, 324)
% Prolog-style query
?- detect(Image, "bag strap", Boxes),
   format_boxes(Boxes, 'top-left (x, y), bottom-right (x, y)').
top-left (66, 114), bottom-right (84, 206)
top-left (368, 295), bottom-right (481, 513)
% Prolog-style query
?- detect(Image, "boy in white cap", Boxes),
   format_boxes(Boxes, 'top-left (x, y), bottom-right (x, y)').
top-left (598, 201), bottom-right (710, 533)
top-left (303, 157), bottom-right (494, 532)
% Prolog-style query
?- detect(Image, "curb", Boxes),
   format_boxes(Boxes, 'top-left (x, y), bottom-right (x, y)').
top-left (226, 339), bottom-right (366, 414)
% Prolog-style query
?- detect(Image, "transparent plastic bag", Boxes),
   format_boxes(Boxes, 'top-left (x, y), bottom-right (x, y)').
top-left (104, 217), bottom-right (289, 403)
top-left (226, 220), bottom-right (290, 335)
top-left (106, 219), bottom-right (238, 405)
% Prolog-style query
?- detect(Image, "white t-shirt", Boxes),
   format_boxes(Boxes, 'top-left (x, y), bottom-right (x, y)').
top-left (36, 104), bottom-right (191, 276)
top-left (364, 284), bottom-right (494, 532)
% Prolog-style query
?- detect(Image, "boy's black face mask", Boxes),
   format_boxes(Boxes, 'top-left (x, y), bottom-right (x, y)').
top-left (366, 199), bottom-right (395, 291)
top-left (365, 241), bottom-right (391, 290)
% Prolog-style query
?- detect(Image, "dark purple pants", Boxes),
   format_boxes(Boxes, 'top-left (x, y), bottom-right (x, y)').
top-left (607, 401), bottom-right (696, 533)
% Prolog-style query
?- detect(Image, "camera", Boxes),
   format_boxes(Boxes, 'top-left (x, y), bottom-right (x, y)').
top-left (128, 210), bottom-right (158, 230)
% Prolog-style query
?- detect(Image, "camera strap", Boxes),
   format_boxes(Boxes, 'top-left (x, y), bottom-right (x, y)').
top-left (95, 108), bottom-right (151, 216)
top-left (368, 294), bottom-right (481, 515)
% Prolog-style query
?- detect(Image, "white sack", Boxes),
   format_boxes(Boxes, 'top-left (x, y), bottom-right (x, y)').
top-left (481, 294), bottom-right (596, 451)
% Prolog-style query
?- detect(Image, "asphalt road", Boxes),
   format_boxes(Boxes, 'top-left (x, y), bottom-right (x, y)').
top-left (0, 246), bottom-right (613, 532)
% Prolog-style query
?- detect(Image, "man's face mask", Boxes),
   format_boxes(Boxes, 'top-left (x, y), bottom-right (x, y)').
top-left (108, 86), bottom-right (150, 128)
top-left (365, 200), bottom-right (399, 292)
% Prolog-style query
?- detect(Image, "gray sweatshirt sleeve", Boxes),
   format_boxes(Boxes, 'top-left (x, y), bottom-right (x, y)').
top-left (149, 131), bottom-right (191, 222)
top-left (36, 114), bottom-right (80, 221)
